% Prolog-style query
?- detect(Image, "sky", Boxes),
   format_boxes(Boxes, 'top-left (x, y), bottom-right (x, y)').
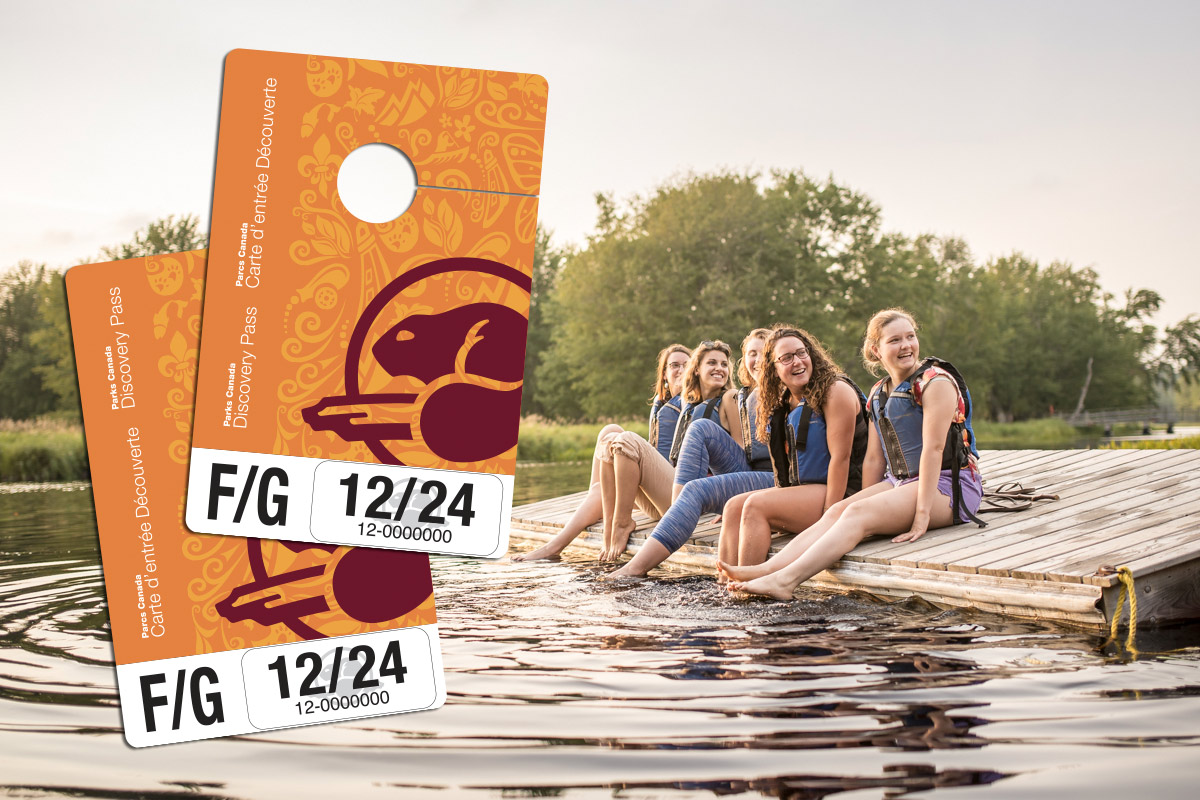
top-left (2, 0), bottom-right (1197, 324)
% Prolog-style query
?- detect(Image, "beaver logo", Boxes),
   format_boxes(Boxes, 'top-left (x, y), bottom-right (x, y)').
top-left (301, 256), bottom-right (531, 465)
top-left (215, 540), bottom-right (433, 639)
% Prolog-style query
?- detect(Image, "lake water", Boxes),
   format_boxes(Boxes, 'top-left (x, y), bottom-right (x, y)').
top-left (2, 471), bottom-right (1199, 799)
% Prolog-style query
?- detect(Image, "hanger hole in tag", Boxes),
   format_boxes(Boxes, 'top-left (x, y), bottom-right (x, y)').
top-left (336, 143), bottom-right (418, 224)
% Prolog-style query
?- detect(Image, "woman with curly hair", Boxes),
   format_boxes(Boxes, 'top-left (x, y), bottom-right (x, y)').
top-left (513, 344), bottom-right (691, 562)
top-left (721, 309), bottom-right (985, 599)
top-left (610, 330), bottom-right (774, 578)
top-left (714, 325), bottom-right (868, 573)
top-left (598, 340), bottom-right (734, 560)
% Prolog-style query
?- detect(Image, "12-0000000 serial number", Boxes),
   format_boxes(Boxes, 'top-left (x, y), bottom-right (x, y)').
top-left (358, 522), bottom-right (452, 543)
top-left (296, 690), bottom-right (390, 715)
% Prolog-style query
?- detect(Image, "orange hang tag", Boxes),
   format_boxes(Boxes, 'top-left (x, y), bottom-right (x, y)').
top-left (185, 50), bottom-right (548, 558)
top-left (67, 252), bottom-right (445, 747)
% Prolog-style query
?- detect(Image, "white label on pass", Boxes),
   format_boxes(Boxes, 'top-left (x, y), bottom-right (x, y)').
top-left (185, 448), bottom-right (511, 558)
top-left (241, 627), bottom-right (440, 730)
top-left (309, 461), bottom-right (505, 556)
top-left (116, 623), bottom-right (445, 747)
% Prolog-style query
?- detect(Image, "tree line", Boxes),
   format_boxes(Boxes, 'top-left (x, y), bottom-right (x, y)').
top-left (3, 175), bottom-right (1197, 424)
top-left (521, 170), bottom-right (1200, 422)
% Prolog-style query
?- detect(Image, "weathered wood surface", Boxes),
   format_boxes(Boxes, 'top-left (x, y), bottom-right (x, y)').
top-left (510, 449), bottom-right (1200, 628)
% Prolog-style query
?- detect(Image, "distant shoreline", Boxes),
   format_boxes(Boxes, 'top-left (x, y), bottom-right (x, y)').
top-left (0, 417), bottom-right (1191, 483)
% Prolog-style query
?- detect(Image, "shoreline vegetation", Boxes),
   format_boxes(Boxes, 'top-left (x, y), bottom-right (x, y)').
top-left (0, 418), bottom-right (90, 482)
top-left (1, 417), bottom-right (1195, 483)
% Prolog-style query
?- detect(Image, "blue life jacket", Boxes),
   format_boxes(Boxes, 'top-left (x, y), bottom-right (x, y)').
top-left (767, 376), bottom-right (869, 493)
top-left (737, 387), bottom-right (771, 471)
top-left (867, 356), bottom-right (984, 527)
top-left (648, 393), bottom-right (683, 462)
top-left (668, 394), bottom-right (724, 465)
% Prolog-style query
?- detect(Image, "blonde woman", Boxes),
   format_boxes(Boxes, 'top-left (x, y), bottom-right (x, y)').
top-left (722, 309), bottom-right (984, 599)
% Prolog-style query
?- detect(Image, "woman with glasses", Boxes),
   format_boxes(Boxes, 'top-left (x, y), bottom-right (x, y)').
top-left (598, 340), bottom-right (735, 560)
top-left (714, 326), bottom-right (869, 576)
top-left (610, 330), bottom-right (776, 577)
top-left (513, 344), bottom-right (691, 562)
top-left (721, 309), bottom-right (984, 599)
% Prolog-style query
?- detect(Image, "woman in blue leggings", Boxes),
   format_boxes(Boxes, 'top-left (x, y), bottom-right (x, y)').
top-left (609, 329), bottom-right (775, 578)
top-left (668, 329), bottom-right (771, 501)
top-left (717, 326), bottom-right (868, 575)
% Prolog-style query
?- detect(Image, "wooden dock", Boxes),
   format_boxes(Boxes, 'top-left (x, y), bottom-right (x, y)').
top-left (510, 449), bottom-right (1200, 628)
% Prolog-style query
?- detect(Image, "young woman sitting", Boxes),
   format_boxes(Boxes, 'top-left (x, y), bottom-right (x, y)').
top-left (721, 309), bottom-right (984, 599)
top-left (669, 329), bottom-right (771, 502)
top-left (597, 340), bottom-right (734, 560)
top-left (715, 326), bottom-right (868, 575)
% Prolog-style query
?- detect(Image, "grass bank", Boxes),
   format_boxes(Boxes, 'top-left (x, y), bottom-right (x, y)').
top-left (1102, 435), bottom-right (1200, 450)
top-left (0, 419), bottom-right (88, 482)
top-left (515, 416), bottom-right (1185, 463)
top-left (517, 417), bottom-right (648, 463)
top-left (972, 417), bottom-right (1096, 448)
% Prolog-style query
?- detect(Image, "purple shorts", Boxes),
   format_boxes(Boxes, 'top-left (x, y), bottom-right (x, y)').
top-left (886, 467), bottom-right (984, 523)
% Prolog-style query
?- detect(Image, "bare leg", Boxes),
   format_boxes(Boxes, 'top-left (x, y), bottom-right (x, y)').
top-left (737, 484), bottom-right (826, 566)
top-left (609, 539), bottom-right (671, 578)
top-left (517, 424), bottom-right (623, 562)
top-left (719, 481), bottom-right (893, 582)
top-left (512, 482), bottom-right (602, 560)
top-left (605, 451), bottom-right (642, 560)
top-left (671, 482), bottom-right (685, 504)
top-left (715, 492), bottom-right (754, 580)
top-left (599, 458), bottom-right (618, 559)
top-left (729, 482), bottom-right (953, 599)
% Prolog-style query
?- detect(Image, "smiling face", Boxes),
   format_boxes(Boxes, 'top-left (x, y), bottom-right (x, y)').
top-left (697, 348), bottom-right (731, 396)
top-left (665, 351), bottom-right (689, 396)
top-left (772, 335), bottom-right (813, 397)
top-left (742, 336), bottom-right (766, 386)
top-left (876, 317), bottom-right (920, 378)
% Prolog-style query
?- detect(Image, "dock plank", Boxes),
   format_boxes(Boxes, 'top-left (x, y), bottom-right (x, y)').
top-left (510, 449), bottom-right (1200, 627)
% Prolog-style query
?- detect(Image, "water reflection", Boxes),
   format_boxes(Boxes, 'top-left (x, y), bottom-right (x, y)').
top-left (2, 477), bottom-right (1200, 798)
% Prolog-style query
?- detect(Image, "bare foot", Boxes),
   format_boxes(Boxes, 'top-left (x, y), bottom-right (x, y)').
top-left (512, 543), bottom-right (564, 561)
top-left (718, 560), bottom-right (772, 582)
top-left (609, 562), bottom-right (644, 579)
top-left (609, 518), bottom-right (637, 557)
top-left (727, 573), bottom-right (797, 601)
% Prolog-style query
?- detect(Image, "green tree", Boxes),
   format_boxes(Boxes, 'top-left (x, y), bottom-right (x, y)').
top-left (520, 226), bottom-right (568, 418)
top-left (0, 262), bottom-right (59, 419)
top-left (98, 214), bottom-right (207, 260)
top-left (538, 171), bottom-right (884, 419)
top-left (31, 271), bottom-right (79, 417)
top-left (19, 214), bottom-right (210, 420)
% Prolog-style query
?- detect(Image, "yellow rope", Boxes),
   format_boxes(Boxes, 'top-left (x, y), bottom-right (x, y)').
top-left (1107, 566), bottom-right (1139, 658)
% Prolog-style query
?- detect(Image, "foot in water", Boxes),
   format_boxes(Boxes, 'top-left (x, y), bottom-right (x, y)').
top-left (727, 573), bottom-right (796, 601)
top-left (608, 562), bottom-right (644, 579)
top-left (716, 560), bottom-right (772, 583)
top-left (512, 544), bottom-right (564, 562)
top-left (606, 518), bottom-right (637, 560)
